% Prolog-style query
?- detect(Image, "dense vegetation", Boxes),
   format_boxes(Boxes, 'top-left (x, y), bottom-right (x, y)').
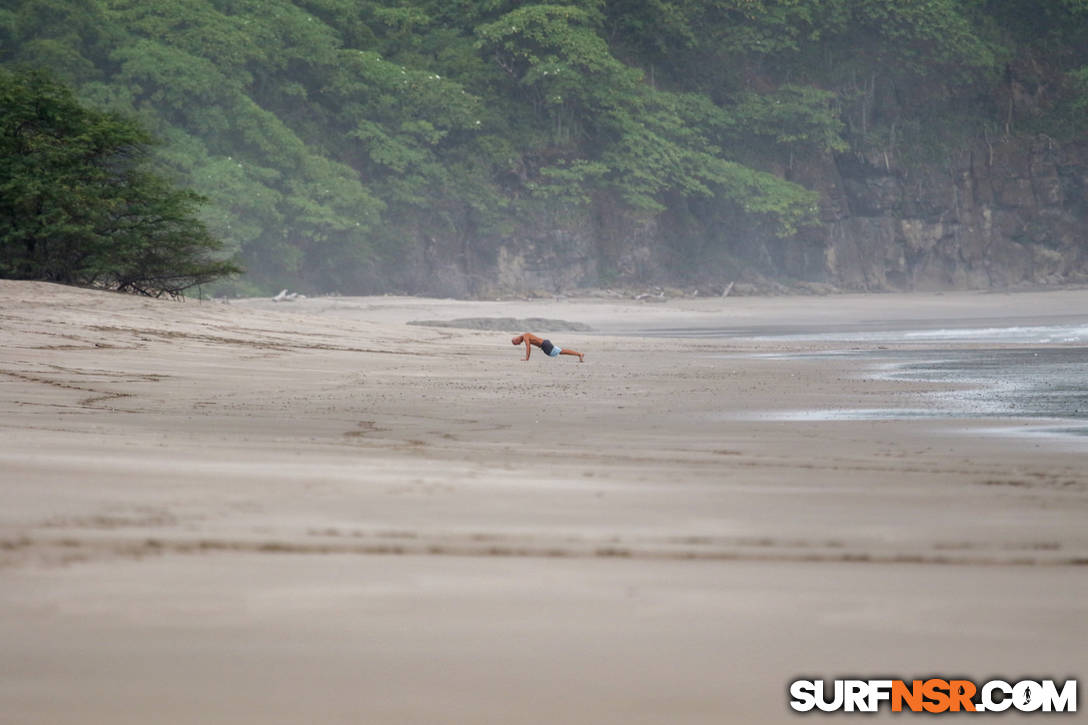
top-left (0, 68), bottom-right (239, 295)
top-left (3, 1), bottom-right (1087, 294)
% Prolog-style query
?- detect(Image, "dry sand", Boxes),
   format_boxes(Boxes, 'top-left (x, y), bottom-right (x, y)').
top-left (1, 280), bottom-right (1085, 723)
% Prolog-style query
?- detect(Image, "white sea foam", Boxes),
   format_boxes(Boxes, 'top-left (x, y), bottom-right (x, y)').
top-left (718, 345), bottom-right (1088, 441)
top-left (900, 325), bottom-right (1088, 343)
top-left (744, 324), bottom-right (1088, 344)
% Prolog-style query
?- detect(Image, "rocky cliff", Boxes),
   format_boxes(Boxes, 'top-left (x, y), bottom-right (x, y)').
top-left (807, 134), bottom-right (1088, 291)
top-left (388, 133), bottom-right (1088, 297)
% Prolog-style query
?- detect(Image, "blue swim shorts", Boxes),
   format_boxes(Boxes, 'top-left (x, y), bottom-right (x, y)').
top-left (547, 345), bottom-right (562, 357)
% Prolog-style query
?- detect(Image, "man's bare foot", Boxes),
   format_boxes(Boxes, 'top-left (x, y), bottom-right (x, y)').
top-left (578, 354), bottom-right (585, 363)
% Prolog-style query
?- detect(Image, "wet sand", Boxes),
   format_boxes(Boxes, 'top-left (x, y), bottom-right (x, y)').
top-left (1, 281), bottom-right (1086, 723)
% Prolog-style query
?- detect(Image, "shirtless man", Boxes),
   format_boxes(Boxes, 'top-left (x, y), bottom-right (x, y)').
top-left (511, 333), bottom-right (584, 362)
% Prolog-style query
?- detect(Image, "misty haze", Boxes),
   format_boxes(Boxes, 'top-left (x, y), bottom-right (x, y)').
top-left (1, 2), bottom-right (1086, 723)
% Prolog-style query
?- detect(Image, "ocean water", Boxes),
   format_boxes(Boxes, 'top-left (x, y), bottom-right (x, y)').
top-left (761, 347), bottom-right (1088, 434)
top-left (636, 321), bottom-right (1088, 345)
top-left (886, 348), bottom-right (1088, 413)
top-left (764, 324), bottom-right (1088, 345)
top-left (883, 347), bottom-right (1088, 429)
top-left (641, 321), bottom-right (1088, 437)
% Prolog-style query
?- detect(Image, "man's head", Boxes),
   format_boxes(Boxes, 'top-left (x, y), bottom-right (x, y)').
top-left (511, 335), bottom-right (524, 345)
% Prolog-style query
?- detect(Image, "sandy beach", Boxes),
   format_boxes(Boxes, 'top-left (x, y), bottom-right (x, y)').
top-left (1, 280), bottom-right (1086, 723)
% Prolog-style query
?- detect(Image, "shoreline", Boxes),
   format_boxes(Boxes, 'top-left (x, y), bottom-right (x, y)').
top-left (230, 285), bottom-right (1088, 336)
top-left (2, 280), bottom-right (1086, 724)
top-left (714, 345), bottom-right (1088, 436)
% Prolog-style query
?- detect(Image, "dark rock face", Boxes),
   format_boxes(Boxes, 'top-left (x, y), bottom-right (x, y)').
top-left (812, 136), bottom-right (1088, 291)
top-left (379, 135), bottom-right (1087, 297)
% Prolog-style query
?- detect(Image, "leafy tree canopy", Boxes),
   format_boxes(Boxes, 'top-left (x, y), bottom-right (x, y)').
top-left (3, 0), bottom-right (1085, 293)
top-left (0, 67), bottom-right (239, 296)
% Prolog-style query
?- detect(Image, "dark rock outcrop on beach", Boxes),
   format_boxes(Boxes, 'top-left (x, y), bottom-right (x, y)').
top-left (407, 317), bottom-right (593, 332)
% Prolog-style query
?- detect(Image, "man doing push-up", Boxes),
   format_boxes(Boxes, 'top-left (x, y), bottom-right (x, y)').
top-left (511, 333), bottom-right (584, 362)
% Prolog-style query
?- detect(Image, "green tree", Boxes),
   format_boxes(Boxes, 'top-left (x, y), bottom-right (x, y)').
top-left (10, 0), bottom-right (1084, 294)
top-left (0, 67), bottom-right (239, 296)
top-left (477, 4), bottom-right (819, 231)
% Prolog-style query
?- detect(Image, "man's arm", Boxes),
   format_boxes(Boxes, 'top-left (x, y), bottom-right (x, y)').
top-left (523, 336), bottom-right (532, 361)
